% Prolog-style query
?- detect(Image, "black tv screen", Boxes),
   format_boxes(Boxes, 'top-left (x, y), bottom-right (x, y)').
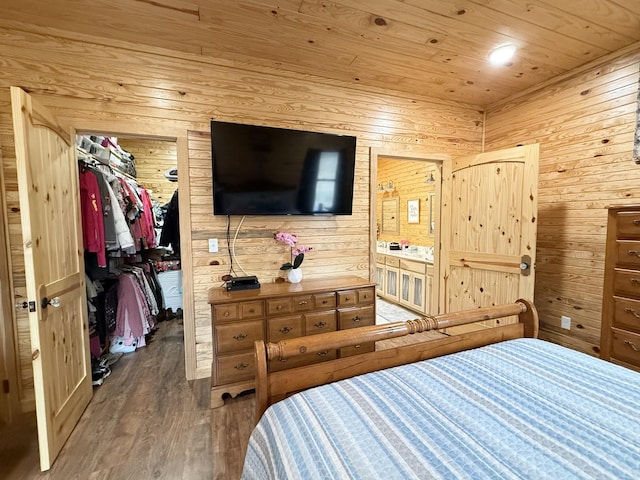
top-left (211, 120), bottom-right (356, 215)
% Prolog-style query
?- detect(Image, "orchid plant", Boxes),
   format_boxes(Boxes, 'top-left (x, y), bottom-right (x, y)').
top-left (274, 232), bottom-right (312, 270)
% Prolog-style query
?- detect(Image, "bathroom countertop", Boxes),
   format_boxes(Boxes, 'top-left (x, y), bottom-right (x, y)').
top-left (376, 248), bottom-right (434, 264)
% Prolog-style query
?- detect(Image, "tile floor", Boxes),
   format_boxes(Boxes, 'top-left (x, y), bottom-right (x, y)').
top-left (376, 297), bottom-right (423, 324)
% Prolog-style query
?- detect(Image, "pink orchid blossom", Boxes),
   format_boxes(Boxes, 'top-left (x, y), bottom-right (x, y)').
top-left (274, 232), bottom-right (311, 270)
top-left (292, 245), bottom-right (312, 257)
top-left (274, 231), bottom-right (298, 247)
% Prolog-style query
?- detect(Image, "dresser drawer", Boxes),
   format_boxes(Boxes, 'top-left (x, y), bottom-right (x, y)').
top-left (292, 295), bottom-right (314, 312)
top-left (616, 211), bottom-right (640, 238)
top-left (267, 297), bottom-right (293, 316)
top-left (215, 320), bottom-right (264, 354)
top-left (337, 289), bottom-right (358, 307)
top-left (613, 268), bottom-right (640, 298)
top-left (215, 352), bottom-right (255, 384)
top-left (268, 315), bottom-right (303, 342)
top-left (212, 301), bottom-right (263, 322)
top-left (357, 287), bottom-right (376, 304)
top-left (212, 304), bottom-right (238, 322)
top-left (269, 349), bottom-right (337, 372)
top-left (240, 301), bottom-right (263, 319)
top-left (610, 328), bottom-right (640, 367)
top-left (338, 305), bottom-right (375, 329)
top-left (304, 310), bottom-right (337, 336)
top-left (314, 292), bottom-right (336, 310)
top-left (615, 241), bottom-right (640, 268)
top-left (613, 296), bottom-right (640, 332)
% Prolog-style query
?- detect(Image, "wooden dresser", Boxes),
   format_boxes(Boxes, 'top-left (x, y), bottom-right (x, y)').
top-left (600, 204), bottom-right (640, 372)
top-left (208, 276), bottom-right (376, 407)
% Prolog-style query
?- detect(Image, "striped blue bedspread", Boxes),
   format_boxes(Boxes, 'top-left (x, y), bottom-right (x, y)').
top-left (242, 338), bottom-right (640, 479)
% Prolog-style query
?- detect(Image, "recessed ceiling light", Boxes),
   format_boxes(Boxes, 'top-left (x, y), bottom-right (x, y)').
top-left (488, 44), bottom-right (517, 65)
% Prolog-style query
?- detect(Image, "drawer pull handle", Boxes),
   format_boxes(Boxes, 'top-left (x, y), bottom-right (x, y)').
top-left (249, 308), bottom-right (255, 313)
top-left (624, 308), bottom-right (640, 318)
top-left (298, 300), bottom-right (308, 305)
top-left (276, 305), bottom-right (282, 310)
top-left (630, 278), bottom-right (640, 285)
top-left (628, 250), bottom-right (640, 258)
top-left (317, 350), bottom-right (329, 357)
top-left (352, 316), bottom-right (362, 322)
top-left (354, 344), bottom-right (361, 349)
top-left (234, 362), bottom-right (248, 370)
top-left (624, 340), bottom-right (640, 352)
top-left (314, 321), bottom-right (327, 328)
top-left (233, 333), bottom-right (247, 341)
top-left (634, 219), bottom-right (640, 225)
top-left (322, 300), bottom-right (328, 304)
top-left (279, 326), bottom-right (292, 334)
top-left (345, 296), bottom-right (350, 301)
top-left (224, 311), bottom-right (230, 317)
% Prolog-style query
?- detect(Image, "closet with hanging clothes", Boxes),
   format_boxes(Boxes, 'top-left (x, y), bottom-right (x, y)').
top-left (76, 134), bottom-right (176, 385)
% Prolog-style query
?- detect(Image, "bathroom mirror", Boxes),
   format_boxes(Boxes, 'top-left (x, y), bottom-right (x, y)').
top-left (381, 198), bottom-right (399, 233)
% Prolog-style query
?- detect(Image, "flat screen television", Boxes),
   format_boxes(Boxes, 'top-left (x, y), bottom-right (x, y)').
top-left (211, 120), bottom-right (357, 215)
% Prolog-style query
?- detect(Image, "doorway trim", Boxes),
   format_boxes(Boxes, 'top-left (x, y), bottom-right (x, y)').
top-left (0, 145), bottom-right (21, 423)
top-left (369, 148), bottom-right (450, 314)
top-left (76, 130), bottom-right (196, 380)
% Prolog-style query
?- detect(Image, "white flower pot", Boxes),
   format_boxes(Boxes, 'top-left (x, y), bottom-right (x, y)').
top-left (287, 268), bottom-right (303, 284)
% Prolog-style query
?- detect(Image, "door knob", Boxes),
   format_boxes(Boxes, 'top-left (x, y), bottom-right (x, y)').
top-left (41, 296), bottom-right (60, 309)
top-left (520, 255), bottom-right (531, 276)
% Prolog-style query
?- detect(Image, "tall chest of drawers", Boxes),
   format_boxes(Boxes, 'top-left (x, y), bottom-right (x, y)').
top-left (208, 276), bottom-right (376, 407)
top-left (600, 205), bottom-right (640, 372)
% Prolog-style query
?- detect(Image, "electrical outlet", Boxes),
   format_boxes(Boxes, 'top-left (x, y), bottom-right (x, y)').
top-left (561, 315), bottom-right (571, 330)
top-left (208, 238), bottom-right (219, 253)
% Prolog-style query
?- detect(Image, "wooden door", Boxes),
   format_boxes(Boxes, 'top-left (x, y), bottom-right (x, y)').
top-left (10, 87), bottom-right (92, 470)
top-left (440, 145), bottom-right (539, 327)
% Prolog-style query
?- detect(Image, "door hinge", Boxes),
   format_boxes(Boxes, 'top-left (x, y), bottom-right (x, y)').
top-left (2, 379), bottom-right (9, 394)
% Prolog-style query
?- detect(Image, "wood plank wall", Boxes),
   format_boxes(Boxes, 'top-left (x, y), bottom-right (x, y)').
top-left (376, 157), bottom-right (437, 246)
top-left (117, 138), bottom-right (178, 206)
top-left (0, 23), bottom-right (483, 407)
top-left (485, 49), bottom-right (640, 356)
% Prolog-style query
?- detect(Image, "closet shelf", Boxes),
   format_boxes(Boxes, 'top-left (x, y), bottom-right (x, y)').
top-left (77, 147), bottom-right (137, 182)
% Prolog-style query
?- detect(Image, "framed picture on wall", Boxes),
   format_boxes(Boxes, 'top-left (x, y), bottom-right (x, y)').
top-left (407, 199), bottom-right (419, 223)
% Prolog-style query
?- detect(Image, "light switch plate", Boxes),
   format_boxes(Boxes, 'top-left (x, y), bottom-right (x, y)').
top-left (208, 238), bottom-right (219, 253)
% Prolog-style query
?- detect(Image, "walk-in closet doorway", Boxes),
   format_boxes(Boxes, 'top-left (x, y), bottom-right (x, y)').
top-left (77, 133), bottom-right (184, 379)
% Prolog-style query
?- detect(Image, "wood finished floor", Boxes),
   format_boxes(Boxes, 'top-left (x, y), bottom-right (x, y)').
top-left (0, 302), bottom-right (445, 480)
top-left (0, 320), bottom-right (232, 480)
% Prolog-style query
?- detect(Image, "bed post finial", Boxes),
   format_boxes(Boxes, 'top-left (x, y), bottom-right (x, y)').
top-left (516, 298), bottom-right (539, 338)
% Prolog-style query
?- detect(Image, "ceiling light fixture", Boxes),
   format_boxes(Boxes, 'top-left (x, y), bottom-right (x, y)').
top-left (488, 44), bottom-right (516, 66)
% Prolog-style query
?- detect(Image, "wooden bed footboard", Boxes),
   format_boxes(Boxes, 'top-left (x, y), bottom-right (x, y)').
top-left (254, 299), bottom-right (538, 421)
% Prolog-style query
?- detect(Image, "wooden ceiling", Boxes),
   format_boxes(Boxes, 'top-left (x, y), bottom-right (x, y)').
top-left (2, 0), bottom-right (639, 107)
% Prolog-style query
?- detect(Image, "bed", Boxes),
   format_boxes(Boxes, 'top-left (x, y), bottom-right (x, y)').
top-left (242, 300), bottom-right (640, 479)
